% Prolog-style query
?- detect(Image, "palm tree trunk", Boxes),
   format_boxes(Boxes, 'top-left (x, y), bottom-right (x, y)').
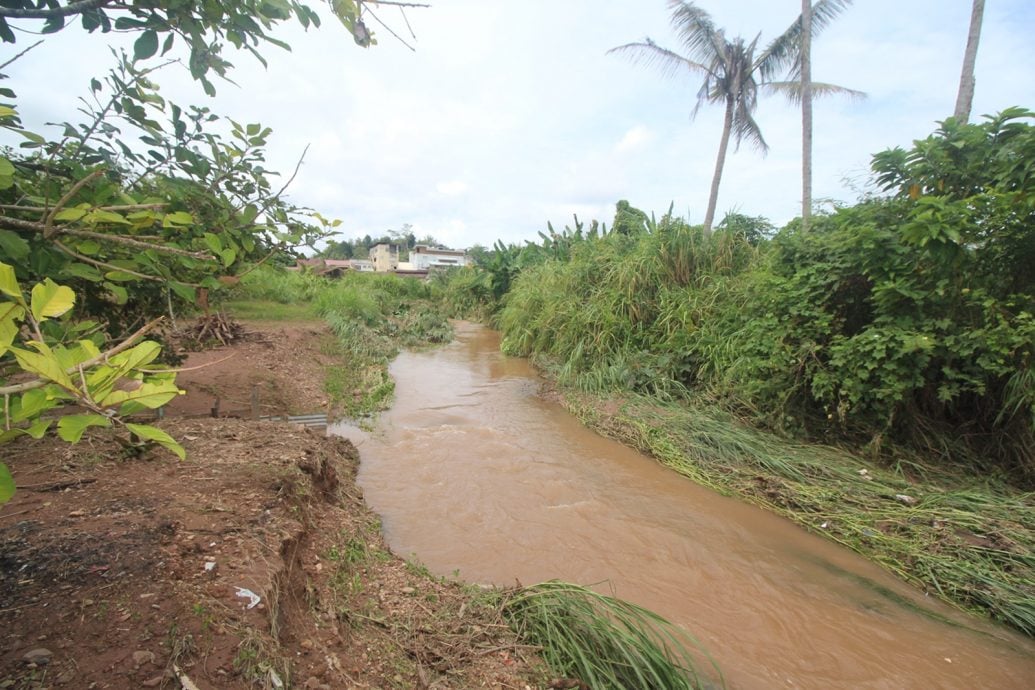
top-left (953, 0), bottom-right (985, 124)
top-left (704, 98), bottom-right (734, 232)
top-left (801, 0), bottom-right (813, 231)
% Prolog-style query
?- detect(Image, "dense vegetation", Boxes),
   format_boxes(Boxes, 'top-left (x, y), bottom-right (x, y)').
top-left (448, 109), bottom-right (1035, 484)
top-left (438, 109), bottom-right (1035, 635)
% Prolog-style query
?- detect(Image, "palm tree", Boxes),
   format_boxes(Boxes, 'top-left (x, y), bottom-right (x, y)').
top-left (610, 1), bottom-right (856, 231)
top-left (953, 0), bottom-right (985, 124)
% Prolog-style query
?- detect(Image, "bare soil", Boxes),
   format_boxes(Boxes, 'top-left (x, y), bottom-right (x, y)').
top-left (0, 320), bottom-right (539, 689)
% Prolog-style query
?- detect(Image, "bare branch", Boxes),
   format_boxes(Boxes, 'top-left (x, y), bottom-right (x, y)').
top-left (0, 39), bottom-right (43, 72)
top-left (364, 6), bottom-right (415, 51)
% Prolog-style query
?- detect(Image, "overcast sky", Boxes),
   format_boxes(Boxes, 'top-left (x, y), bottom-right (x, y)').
top-left (4, 1), bottom-right (1035, 251)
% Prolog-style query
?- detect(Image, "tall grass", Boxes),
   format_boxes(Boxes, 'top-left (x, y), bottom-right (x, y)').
top-left (503, 581), bottom-right (722, 690)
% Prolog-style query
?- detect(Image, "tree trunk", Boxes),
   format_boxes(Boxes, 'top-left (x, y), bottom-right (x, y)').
top-left (704, 98), bottom-right (734, 232)
top-left (953, 0), bottom-right (985, 124)
top-left (801, 0), bottom-right (813, 231)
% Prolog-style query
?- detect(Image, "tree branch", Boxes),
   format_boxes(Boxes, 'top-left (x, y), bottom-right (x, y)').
top-left (0, 214), bottom-right (214, 259)
top-left (0, 39), bottom-right (43, 71)
top-left (0, 1), bottom-right (115, 20)
top-left (43, 169), bottom-right (104, 236)
top-left (0, 317), bottom-right (164, 396)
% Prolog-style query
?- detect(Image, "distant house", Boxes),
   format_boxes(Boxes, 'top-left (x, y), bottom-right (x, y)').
top-left (370, 243), bottom-right (400, 273)
top-left (350, 259), bottom-right (374, 272)
top-left (409, 245), bottom-right (470, 271)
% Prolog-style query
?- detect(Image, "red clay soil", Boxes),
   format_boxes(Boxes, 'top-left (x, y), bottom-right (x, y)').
top-left (0, 319), bottom-right (539, 689)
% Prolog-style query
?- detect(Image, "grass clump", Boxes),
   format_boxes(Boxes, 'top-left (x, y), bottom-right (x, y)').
top-left (502, 581), bottom-right (722, 690)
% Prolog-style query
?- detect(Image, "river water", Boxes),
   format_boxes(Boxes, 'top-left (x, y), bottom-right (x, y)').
top-left (329, 322), bottom-right (1035, 689)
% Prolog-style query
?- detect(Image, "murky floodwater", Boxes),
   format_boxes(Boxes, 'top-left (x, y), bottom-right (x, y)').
top-left (329, 322), bottom-right (1035, 689)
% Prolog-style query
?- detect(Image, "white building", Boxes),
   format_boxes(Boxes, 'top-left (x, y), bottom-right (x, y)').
top-left (409, 245), bottom-right (470, 270)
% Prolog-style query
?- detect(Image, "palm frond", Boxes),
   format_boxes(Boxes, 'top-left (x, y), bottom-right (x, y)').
top-left (731, 102), bottom-right (767, 153)
top-left (764, 80), bottom-right (866, 104)
top-left (757, 0), bottom-right (855, 80)
top-left (667, 0), bottom-right (722, 65)
top-left (608, 39), bottom-right (712, 81)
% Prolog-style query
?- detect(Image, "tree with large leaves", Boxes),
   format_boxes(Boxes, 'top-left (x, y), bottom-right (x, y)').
top-left (610, 0), bottom-right (858, 231)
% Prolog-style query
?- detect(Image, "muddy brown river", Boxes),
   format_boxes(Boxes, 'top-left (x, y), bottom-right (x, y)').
top-left (330, 322), bottom-right (1035, 689)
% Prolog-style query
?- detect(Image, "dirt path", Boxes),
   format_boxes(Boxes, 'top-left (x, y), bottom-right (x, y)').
top-left (0, 319), bottom-right (538, 689)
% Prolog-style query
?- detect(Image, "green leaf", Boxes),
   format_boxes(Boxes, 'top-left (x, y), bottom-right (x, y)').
top-left (104, 282), bottom-right (128, 305)
top-left (30, 278), bottom-right (76, 321)
top-left (23, 418), bottom-right (52, 440)
top-left (126, 423), bottom-right (186, 460)
top-left (0, 302), bottom-right (24, 355)
top-left (169, 282), bottom-right (195, 303)
top-left (17, 129), bottom-right (45, 145)
top-left (163, 211), bottom-right (194, 226)
top-left (108, 340), bottom-right (162, 374)
top-left (0, 462), bottom-right (13, 506)
top-left (203, 233), bottom-right (222, 254)
top-left (134, 30), bottom-right (159, 61)
top-left (57, 414), bottom-right (112, 443)
top-left (0, 106), bottom-right (15, 118)
top-left (220, 248), bottom-right (237, 267)
top-left (11, 343), bottom-right (74, 389)
top-left (100, 380), bottom-right (181, 409)
top-left (0, 229), bottom-right (31, 261)
top-left (53, 207), bottom-right (88, 222)
top-left (85, 209), bottom-right (131, 225)
top-left (0, 157), bottom-right (14, 176)
top-left (64, 262), bottom-right (103, 281)
top-left (12, 388), bottom-right (49, 422)
top-left (104, 271), bottom-right (137, 282)
top-left (0, 261), bottom-right (22, 301)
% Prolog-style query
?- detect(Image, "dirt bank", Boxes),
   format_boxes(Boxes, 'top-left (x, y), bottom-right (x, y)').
top-left (0, 320), bottom-right (538, 689)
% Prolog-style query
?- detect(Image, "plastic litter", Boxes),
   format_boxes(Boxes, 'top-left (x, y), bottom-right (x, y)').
top-left (234, 586), bottom-right (261, 609)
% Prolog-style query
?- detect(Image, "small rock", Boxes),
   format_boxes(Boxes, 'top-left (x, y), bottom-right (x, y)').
top-left (68, 510), bottom-right (86, 517)
top-left (133, 650), bottom-right (156, 667)
top-left (300, 639), bottom-right (314, 650)
top-left (400, 587), bottom-right (416, 595)
top-left (22, 648), bottom-right (52, 665)
top-left (141, 676), bottom-right (165, 688)
top-left (895, 494), bottom-right (918, 506)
